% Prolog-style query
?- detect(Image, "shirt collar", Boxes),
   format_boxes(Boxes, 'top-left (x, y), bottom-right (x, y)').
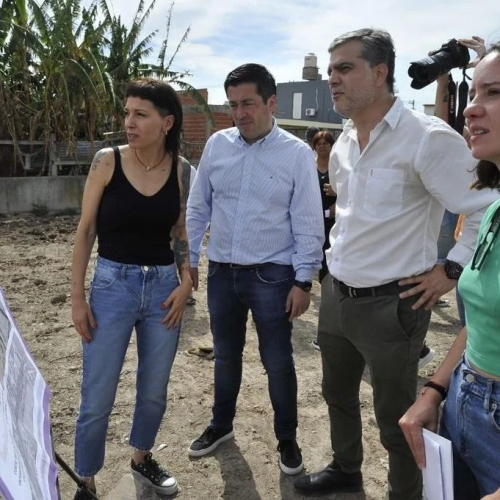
top-left (343, 96), bottom-right (404, 137)
top-left (236, 117), bottom-right (279, 147)
top-left (383, 97), bottom-right (404, 130)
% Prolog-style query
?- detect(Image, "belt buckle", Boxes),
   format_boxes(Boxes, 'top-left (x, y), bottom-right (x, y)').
top-left (348, 286), bottom-right (357, 298)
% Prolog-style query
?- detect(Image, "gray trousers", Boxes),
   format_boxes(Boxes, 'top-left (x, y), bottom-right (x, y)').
top-left (318, 274), bottom-right (430, 500)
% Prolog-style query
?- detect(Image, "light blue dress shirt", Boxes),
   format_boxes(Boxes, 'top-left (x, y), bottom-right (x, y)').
top-left (186, 119), bottom-right (324, 282)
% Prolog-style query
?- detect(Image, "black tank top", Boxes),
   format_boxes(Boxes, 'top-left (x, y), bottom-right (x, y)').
top-left (317, 169), bottom-right (337, 220)
top-left (96, 147), bottom-right (180, 265)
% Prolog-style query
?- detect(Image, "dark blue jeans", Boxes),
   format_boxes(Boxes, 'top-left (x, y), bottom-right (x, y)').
top-left (207, 261), bottom-right (298, 440)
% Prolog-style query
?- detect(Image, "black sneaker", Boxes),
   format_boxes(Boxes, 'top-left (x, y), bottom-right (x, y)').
top-left (131, 453), bottom-right (178, 495)
top-left (278, 439), bottom-right (304, 475)
top-left (312, 339), bottom-right (320, 351)
top-left (188, 425), bottom-right (235, 457)
top-left (73, 486), bottom-right (96, 500)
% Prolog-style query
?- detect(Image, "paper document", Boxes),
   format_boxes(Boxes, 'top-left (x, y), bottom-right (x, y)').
top-left (422, 428), bottom-right (454, 500)
top-left (0, 287), bottom-right (58, 500)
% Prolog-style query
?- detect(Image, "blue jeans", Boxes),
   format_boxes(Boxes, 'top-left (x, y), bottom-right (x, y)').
top-left (437, 210), bottom-right (459, 261)
top-left (440, 358), bottom-right (500, 498)
top-left (437, 210), bottom-right (466, 326)
top-left (207, 262), bottom-right (298, 440)
top-left (74, 257), bottom-right (180, 477)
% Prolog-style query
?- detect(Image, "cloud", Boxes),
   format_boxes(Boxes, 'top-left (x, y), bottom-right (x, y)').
top-left (93, 0), bottom-right (500, 108)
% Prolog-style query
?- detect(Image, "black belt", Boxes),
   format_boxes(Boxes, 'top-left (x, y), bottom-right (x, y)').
top-left (210, 261), bottom-right (274, 270)
top-left (334, 278), bottom-right (411, 298)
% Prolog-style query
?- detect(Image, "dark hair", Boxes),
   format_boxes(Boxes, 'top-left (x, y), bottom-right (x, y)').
top-left (312, 131), bottom-right (335, 149)
top-left (125, 77), bottom-right (183, 160)
top-left (305, 126), bottom-right (320, 144)
top-left (472, 161), bottom-right (500, 190)
top-left (471, 43), bottom-right (500, 190)
top-left (224, 63), bottom-right (276, 103)
top-left (328, 28), bottom-right (396, 94)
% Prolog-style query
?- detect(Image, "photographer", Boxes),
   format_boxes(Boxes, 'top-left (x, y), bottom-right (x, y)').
top-left (419, 38), bottom-right (486, 368)
top-left (434, 37), bottom-right (487, 327)
top-left (434, 37), bottom-right (486, 122)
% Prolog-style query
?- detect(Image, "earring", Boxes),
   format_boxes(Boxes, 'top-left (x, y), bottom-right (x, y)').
top-left (165, 129), bottom-right (169, 136)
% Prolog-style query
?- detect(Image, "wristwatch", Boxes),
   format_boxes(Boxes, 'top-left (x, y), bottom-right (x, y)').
top-left (294, 280), bottom-right (312, 292)
top-left (444, 259), bottom-right (464, 280)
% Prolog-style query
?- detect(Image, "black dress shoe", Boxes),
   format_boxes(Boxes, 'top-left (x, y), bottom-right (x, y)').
top-left (294, 461), bottom-right (362, 495)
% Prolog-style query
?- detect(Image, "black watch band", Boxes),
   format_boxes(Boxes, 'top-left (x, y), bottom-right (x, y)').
top-left (444, 259), bottom-right (463, 280)
top-left (294, 280), bottom-right (312, 292)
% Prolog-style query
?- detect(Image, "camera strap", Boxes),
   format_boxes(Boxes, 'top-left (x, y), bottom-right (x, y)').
top-left (447, 70), bottom-right (470, 136)
top-left (455, 68), bottom-right (471, 136)
top-left (447, 75), bottom-right (457, 129)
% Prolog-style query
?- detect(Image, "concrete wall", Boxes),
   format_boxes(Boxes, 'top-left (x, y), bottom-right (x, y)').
top-left (0, 176), bottom-right (86, 214)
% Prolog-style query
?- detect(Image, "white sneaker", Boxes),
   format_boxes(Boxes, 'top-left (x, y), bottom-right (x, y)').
top-left (418, 347), bottom-right (435, 369)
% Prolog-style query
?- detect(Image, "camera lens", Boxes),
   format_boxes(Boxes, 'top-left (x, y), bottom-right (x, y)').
top-left (408, 39), bottom-right (470, 89)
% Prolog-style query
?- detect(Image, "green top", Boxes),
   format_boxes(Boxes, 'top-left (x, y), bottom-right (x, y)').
top-left (459, 198), bottom-right (500, 378)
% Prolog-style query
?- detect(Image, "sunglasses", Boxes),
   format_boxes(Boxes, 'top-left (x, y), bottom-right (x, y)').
top-left (471, 205), bottom-right (500, 271)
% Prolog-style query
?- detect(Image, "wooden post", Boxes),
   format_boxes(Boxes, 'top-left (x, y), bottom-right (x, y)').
top-left (49, 134), bottom-right (58, 176)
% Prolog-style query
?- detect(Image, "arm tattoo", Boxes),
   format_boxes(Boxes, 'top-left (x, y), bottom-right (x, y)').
top-left (91, 150), bottom-right (107, 171)
top-left (171, 156), bottom-right (191, 275)
top-left (173, 236), bottom-right (189, 269)
top-left (441, 94), bottom-right (449, 103)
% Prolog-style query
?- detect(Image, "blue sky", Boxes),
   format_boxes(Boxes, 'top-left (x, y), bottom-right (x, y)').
top-left (102, 0), bottom-right (499, 112)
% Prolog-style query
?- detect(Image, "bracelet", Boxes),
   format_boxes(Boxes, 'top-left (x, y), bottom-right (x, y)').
top-left (422, 381), bottom-right (447, 401)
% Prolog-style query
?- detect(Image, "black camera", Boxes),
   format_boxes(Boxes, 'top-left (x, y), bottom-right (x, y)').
top-left (408, 39), bottom-right (470, 89)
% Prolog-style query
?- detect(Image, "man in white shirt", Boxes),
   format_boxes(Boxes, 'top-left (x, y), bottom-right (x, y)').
top-left (294, 28), bottom-right (498, 499)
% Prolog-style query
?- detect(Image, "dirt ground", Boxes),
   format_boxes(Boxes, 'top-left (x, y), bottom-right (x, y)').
top-left (0, 213), bottom-right (462, 500)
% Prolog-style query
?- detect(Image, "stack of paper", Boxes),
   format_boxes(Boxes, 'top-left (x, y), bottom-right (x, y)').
top-left (422, 428), bottom-right (454, 500)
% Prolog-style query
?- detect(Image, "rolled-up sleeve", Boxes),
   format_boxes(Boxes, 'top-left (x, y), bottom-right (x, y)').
top-left (290, 147), bottom-right (325, 281)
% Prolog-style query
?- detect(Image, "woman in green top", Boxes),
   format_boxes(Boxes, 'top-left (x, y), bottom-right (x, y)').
top-left (400, 44), bottom-right (500, 500)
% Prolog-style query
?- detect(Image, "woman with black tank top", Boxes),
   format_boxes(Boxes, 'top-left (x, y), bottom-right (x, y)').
top-left (70, 78), bottom-right (192, 499)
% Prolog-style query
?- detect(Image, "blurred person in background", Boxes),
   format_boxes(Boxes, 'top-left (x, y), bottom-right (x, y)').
top-left (312, 130), bottom-right (337, 351)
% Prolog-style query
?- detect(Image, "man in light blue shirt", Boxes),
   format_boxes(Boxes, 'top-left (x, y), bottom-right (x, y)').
top-left (186, 63), bottom-right (324, 475)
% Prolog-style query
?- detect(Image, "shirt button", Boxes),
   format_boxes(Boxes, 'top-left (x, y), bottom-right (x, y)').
top-left (465, 374), bottom-right (475, 383)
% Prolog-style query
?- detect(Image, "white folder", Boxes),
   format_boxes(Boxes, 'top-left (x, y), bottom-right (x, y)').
top-left (422, 428), bottom-right (454, 500)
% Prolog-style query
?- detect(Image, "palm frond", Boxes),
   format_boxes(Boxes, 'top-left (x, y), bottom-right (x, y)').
top-left (157, 1), bottom-right (174, 70)
top-left (165, 25), bottom-right (190, 71)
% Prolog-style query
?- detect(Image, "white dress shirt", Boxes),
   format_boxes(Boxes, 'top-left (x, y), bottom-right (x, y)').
top-left (327, 97), bottom-right (499, 288)
top-left (187, 119), bottom-right (324, 282)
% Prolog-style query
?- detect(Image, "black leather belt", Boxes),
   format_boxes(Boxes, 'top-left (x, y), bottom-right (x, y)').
top-left (334, 278), bottom-right (411, 298)
top-left (210, 261), bottom-right (273, 270)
